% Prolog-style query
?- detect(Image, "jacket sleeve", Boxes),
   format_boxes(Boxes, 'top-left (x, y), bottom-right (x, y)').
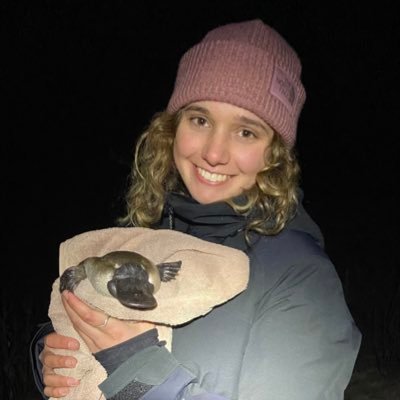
top-left (30, 321), bottom-right (55, 400)
top-left (97, 345), bottom-right (228, 400)
top-left (236, 252), bottom-right (361, 400)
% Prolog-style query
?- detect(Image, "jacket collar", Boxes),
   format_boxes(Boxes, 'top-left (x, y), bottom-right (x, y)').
top-left (158, 193), bottom-right (250, 251)
top-left (157, 190), bottom-right (324, 251)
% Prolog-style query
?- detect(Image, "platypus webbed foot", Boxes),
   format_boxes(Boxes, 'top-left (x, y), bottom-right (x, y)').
top-left (59, 265), bottom-right (87, 293)
top-left (157, 261), bottom-right (182, 282)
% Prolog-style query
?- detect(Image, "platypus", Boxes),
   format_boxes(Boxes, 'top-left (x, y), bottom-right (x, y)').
top-left (59, 251), bottom-right (181, 309)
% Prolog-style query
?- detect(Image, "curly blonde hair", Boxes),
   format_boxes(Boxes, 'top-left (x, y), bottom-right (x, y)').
top-left (119, 110), bottom-right (300, 236)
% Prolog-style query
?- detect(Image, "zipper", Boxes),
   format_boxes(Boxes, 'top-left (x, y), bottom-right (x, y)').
top-left (168, 205), bottom-right (175, 230)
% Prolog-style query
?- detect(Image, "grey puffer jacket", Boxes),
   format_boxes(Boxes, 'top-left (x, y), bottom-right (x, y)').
top-left (96, 193), bottom-right (361, 400)
top-left (30, 192), bottom-right (361, 400)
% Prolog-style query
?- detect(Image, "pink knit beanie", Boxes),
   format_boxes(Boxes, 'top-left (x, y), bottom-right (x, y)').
top-left (167, 19), bottom-right (306, 147)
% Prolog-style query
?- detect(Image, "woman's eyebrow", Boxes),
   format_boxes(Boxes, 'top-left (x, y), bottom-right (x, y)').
top-left (183, 105), bottom-right (210, 115)
top-left (183, 105), bottom-right (272, 133)
top-left (237, 115), bottom-right (271, 133)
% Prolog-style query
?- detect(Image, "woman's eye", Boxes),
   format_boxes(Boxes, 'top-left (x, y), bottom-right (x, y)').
top-left (239, 129), bottom-right (256, 139)
top-left (192, 116), bottom-right (208, 126)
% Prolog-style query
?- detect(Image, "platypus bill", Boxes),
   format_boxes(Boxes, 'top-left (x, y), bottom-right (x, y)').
top-left (59, 251), bottom-right (181, 310)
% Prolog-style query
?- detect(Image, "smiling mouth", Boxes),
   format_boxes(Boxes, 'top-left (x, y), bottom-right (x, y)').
top-left (197, 167), bottom-right (229, 183)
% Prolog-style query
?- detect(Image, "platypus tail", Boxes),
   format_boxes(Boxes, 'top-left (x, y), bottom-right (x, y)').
top-left (59, 265), bottom-right (87, 293)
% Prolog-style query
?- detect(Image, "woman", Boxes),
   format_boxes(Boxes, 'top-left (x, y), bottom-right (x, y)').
top-left (31, 19), bottom-right (361, 399)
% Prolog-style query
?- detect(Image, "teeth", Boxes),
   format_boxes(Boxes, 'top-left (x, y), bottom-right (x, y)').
top-left (197, 167), bottom-right (228, 182)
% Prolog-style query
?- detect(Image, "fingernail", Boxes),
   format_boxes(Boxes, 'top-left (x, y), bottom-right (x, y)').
top-left (62, 291), bottom-right (70, 300)
top-left (67, 341), bottom-right (79, 350)
top-left (59, 388), bottom-right (70, 395)
top-left (65, 358), bottom-right (76, 367)
top-left (67, 378), bottom-right (79, 386)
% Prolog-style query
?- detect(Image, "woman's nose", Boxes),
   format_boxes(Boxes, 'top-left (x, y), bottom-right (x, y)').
top-left (201, 132), bottom-right (229, 166)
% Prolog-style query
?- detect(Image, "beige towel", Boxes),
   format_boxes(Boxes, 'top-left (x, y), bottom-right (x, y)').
top-left (48, 227), bottom-right (249, 400)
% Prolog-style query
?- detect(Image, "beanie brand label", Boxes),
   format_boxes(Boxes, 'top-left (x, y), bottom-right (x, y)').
top-left (270, 66), bottom-right (296, 113)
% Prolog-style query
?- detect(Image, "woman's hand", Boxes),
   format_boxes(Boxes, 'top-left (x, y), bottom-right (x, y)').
top-left (42, 332), bottom-right (80, 398)
top-left (42, 291), bottom-right (155, 397)
top-left (61, 290), bottom-right (155, 353)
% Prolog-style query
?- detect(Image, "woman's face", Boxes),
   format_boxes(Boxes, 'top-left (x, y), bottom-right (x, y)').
top-left (173, 101), bottom-right (274, 204)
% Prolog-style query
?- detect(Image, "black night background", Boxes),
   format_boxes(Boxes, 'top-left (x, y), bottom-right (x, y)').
top-left (2, 1), bottom-right (399, 398)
